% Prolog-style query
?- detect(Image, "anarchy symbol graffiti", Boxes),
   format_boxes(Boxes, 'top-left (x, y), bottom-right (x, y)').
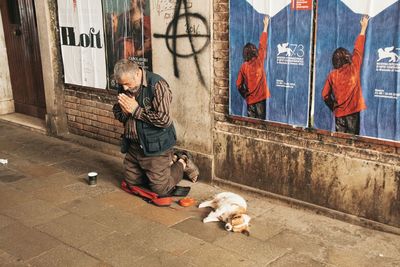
top-left (153, 0), bottom-right (210, 87)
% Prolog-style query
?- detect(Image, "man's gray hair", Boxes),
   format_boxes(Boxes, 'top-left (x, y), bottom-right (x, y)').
top-left (113, 59), bottom-right (140, 81)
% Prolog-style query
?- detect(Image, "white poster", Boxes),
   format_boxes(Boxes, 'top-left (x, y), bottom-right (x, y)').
top-left (58, 0), bottom-right (107, 89)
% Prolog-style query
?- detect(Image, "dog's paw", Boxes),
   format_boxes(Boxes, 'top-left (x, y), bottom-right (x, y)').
top-left (198, 202), bottom-right (209, 209)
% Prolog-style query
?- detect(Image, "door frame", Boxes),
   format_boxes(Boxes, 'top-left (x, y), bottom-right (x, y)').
top-left (1, 1), bottom-right (68, 134)
top-left (0, 3), bottom-right (14, 115)
top-left (1, 0), bottom-right (48, 119)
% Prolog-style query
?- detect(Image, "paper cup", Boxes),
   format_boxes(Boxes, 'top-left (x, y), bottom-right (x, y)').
top-left (88, 172), bottom-right (98, 186)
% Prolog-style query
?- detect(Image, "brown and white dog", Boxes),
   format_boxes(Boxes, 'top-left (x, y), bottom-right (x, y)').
top-left (199, 192), bottom-right (251, 235)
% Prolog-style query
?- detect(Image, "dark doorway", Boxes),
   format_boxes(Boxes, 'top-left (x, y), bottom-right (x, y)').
top-left (0, 0), bottom-right (46, 119)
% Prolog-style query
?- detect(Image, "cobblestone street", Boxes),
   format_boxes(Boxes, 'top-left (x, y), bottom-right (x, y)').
top-left (0, 120), bottom-right (399, 266)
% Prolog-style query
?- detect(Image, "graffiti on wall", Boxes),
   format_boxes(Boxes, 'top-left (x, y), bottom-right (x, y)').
top-left (154, 0), bottom-right (192, 24)
top-left (153, 0), bottom-right (210, 86)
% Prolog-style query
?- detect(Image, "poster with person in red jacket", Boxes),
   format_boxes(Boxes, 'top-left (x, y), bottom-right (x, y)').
top-left (314, 0), bottom-right (400, 141)
top-left (230, 0), bottom-right (313, 126)
top-left (321, 16), bottom-right (369, 135)
top-left (236, 16), bottom-right (271, 119)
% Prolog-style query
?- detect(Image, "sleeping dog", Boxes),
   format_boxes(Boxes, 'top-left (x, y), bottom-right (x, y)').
top-left (199, 192), bottom-right (251, 235)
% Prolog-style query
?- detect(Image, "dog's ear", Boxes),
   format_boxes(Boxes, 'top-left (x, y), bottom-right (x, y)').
top-left (241, 229), bottom-right (250, 236)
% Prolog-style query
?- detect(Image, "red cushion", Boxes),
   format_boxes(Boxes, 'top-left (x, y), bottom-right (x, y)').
top-left (121, 180), bottom-right (172, 207)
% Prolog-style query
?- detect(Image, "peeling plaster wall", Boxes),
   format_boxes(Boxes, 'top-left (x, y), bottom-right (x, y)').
top-left (0, 12), bottom-right (14, 114)
top-left (150, 0), bottom-right (213, 180)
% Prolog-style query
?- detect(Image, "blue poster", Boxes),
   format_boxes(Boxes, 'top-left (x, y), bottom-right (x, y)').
top-left (229, 0), bottom-right (313, 126)
top-left (314, 0), bottom-right (400, 141)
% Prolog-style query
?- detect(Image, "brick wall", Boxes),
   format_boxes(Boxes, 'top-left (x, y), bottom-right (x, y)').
top-left (212, 0), bottom-right (400, 227)
top-left (213, 0), bottom-right (229, 123)
top-left (64, 86), bottom-right (123, 145)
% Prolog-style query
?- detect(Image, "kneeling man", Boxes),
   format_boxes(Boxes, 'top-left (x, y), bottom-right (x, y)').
top-left (112, 59), bottom-right (198, 196)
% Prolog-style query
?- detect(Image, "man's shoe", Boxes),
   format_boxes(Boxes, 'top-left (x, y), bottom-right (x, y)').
top-left (168, 186), bottom-right (191, 197)
top-left (175, 151), bottom-right (199, 183)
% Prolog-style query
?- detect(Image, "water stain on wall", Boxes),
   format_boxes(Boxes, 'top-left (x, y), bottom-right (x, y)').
top-left (214, 131), bottom-right (400, 227)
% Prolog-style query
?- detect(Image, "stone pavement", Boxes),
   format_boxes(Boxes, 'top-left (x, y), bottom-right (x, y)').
top-left (0, 120), bottom-right (399, 267)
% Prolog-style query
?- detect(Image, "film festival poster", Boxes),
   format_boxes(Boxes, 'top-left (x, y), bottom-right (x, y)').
top-left (314, 0), bottom-right (400, 141)
top-left (229, 0), bottom-right (314, 127)
top-left (102, 0), bottom-right (153, 88)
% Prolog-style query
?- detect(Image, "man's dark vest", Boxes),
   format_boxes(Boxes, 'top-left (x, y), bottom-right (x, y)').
top-left (136, 70), bottom-right (176, 156)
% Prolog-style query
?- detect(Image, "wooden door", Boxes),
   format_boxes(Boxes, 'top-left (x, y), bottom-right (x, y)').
top-left (0, 0), bottom-right (46, 119)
